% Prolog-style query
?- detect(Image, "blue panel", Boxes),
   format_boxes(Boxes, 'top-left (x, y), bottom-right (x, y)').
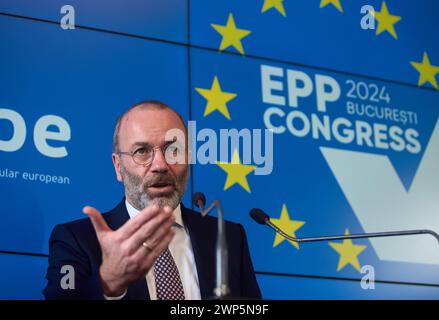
top-left (1, 1), bottom-right (439, 300)
top-left (0, 0), bottom-right (187, 43)
top-left (190, 0), bottom-right (439, 86)
top-left (189, 46), bottom-right (439, 286)
top-left (0, 15), bottom-right (189, 254)
top-left (257, 274), bottom-right (439, 299)
top-left (0, 253), bottom-right (47, 299)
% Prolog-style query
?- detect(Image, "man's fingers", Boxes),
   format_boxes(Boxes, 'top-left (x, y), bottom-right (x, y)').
top-left (127, 209), bottom-right (175, 253)
top-left (147, 229), bottom-right (176, 263)
top-left (83, 206), bottom-right (111, 235)
top-left (134, 228), bottom-right (176, 272)
top-left (118, 204), bottom-right (162, 237)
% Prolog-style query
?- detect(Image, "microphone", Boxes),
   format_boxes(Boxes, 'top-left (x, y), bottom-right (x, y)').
top-left (193, 192), bottom-right (230, 298)
top-left (192, 192), bottom-right (207, 215)
top-left (250, 208), bottom-right (270, 225)
top-left (249, 208), bottom-right (439, 244)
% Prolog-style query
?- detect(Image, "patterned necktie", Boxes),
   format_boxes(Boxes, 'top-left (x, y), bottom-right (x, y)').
top-left (154, 248), bottom-right (186, 300)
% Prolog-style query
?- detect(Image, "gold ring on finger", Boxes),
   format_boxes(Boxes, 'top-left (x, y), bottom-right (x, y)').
top-left (142, 241), bottom-right (153, 251)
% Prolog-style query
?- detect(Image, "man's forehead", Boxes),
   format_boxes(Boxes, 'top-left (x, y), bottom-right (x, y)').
top-left (119, 107), bottom-right (185, 144)
top-left (124, 107), bottom-right (180, 126)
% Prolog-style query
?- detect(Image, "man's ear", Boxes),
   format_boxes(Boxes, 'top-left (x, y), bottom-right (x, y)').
top-left (112, 153), bottom-right (123, 182)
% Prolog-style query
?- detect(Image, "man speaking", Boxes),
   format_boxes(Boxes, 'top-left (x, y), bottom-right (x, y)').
top-left (43, 100), bottom-right (261, 300)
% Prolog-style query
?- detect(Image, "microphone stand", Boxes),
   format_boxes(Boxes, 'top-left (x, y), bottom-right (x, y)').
top-left (197, 199), bottom-right (230, 298)
top-left (265, 219), bottom-right (439, 244)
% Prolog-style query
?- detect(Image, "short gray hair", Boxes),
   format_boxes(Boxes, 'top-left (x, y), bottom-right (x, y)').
top-left (112, 100), bottom-right (187, 153)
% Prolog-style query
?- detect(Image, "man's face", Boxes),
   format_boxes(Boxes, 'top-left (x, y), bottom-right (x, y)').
top-left (112, 107), bottom-right (189, 210)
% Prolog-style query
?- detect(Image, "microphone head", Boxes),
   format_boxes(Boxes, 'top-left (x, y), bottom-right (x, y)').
top-left (192, 192), bottom-right (206, 208)
top-left (249, 208), bottom-right (270, 225)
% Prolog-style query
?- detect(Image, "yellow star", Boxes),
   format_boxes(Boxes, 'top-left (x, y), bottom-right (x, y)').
top-left (261, 0), bottom-right (287, 17)
top-left (319, 0), bottom-right (343, 13)
top-left (329, 229), bottom-right (367, 272)
top-left (374, 1), bottom-right (401, 39)
top-left (270, 204), bottom-right (305, 250)
top-left (195, 76), bottom-right (237, 120)
top-left (216, 149), bottom-right (256, 193)
top-left (410, 52), bottom-right (439, 89)
top-left (211, 13), bottom-right (251, 55)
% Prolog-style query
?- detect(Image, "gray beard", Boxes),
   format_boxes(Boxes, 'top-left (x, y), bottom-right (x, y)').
top-left (120, 164), bottom-right (187, 210)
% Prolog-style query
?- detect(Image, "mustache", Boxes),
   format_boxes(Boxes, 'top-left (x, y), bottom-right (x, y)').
top-left (144, 174), bottom-right (176, 188)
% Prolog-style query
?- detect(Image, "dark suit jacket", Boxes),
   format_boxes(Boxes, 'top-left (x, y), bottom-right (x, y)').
top-left (43, 199), bottom-right (262, 300)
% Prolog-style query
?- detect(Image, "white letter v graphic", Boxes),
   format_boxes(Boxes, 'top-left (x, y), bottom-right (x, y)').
top-left (321, 120), bottom-right (439, 265)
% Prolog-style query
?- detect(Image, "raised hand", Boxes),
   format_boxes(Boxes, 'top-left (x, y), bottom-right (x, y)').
top-left (83, 204), bottom-right (176, 296)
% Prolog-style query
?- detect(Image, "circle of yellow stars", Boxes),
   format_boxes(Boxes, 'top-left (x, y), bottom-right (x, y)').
top-left (197, 0), bottom-right (437, 275)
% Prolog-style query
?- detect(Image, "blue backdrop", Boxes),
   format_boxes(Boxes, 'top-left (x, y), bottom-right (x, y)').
top-left (1, 0), bottom-right (438, 299)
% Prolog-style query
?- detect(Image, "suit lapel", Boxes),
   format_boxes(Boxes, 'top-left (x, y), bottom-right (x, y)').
top-left (181, 204), bottom-right (216, 299)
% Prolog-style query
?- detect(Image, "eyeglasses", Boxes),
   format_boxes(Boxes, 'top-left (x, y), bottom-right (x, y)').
top-left (118, 143), bottom-right (185, 166)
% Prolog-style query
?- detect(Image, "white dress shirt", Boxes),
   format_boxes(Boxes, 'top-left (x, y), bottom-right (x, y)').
top-left (105, 200), bottom-right (201, 300)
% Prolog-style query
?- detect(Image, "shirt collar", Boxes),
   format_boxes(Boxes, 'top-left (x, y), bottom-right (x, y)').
top-left (125, 199), bottom-right (184, 228)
